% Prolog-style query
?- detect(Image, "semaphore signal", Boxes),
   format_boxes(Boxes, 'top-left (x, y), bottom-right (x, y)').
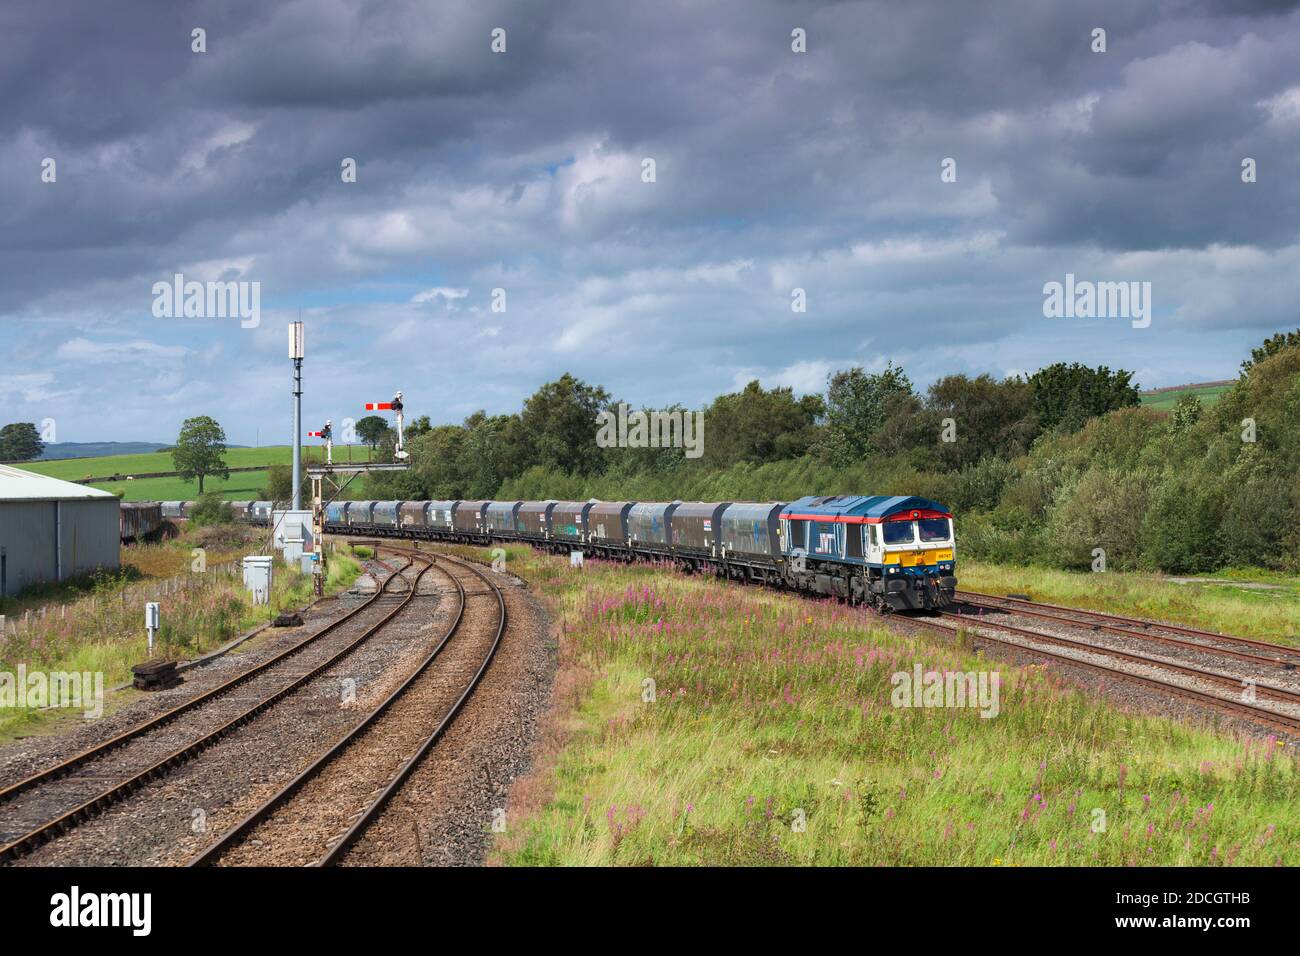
top-left (307, 420), bottom-right (333, 465)
top-left (363, 391), bottom-right (408, 461)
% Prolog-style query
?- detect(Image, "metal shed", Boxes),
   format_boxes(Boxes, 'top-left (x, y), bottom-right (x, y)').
top-left (0, 465), bottom-right (120, 597)
top-left (119, 501), bottom-right (162, 541)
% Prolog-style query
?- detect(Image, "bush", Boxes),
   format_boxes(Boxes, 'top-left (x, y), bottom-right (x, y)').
top-left (1218, 470), bottom-right (1294, 570)
top-left (189, 492), bottom-right (234, 527)
top-left (942, 457), bottom-right (1020, 515)
top-left (1046, 467), bottom-right (1150, 570)
top-left (1142, 474), bottom-right (1224, 573)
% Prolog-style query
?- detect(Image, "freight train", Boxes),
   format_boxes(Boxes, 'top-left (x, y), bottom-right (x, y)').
top-left (335, 495), bottom-right (956, 612)
top-left (119, 501), bottom-right (163, 541)
top-left (124, 494), bottom-right (957, 611)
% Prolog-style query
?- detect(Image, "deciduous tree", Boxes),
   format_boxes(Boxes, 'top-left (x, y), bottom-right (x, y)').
top-left (0, 422), bottom-right (44, 461)
top-left (172, 416), bottom-right (229, 494)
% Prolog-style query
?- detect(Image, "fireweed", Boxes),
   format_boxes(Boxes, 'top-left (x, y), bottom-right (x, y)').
top-left (483, 546), bottom-right (1299, 866)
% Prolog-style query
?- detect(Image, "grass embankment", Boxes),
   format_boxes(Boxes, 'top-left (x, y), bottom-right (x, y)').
top-left (960, 561), bottom-right (1300, 646)
top-left (0, 526), bottom-right (364, 740)
top-left (483, 546), bottom-right (1297, 866)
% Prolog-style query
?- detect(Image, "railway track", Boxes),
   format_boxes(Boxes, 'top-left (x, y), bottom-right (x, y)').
top-left (0, 553), bottom-right (415, 810)
top-left (955, 590), bottom-right (1300, 665)
top-left (911, 612), bottom-right (1300, 739)
top-left (0, 548), bottom-right (434, 865)
top-left (188, 546), bottom-right (506, 867)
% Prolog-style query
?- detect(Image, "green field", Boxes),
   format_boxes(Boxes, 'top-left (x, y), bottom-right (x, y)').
top-left (17, 445), bottom-right (370, 501)
top-left (1139, 381), bottom-right (1234, 412)
top-left (89, 471), bottom-right (275, 501)
top-left (24, 446), bottom-right (292, 480)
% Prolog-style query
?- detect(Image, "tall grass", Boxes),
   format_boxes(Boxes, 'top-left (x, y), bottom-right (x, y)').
top-left (961, 560), bottom-right (1300, 645)
top-left (489, 548), bottom-right (1299, 866)
top-left (0, 546), bottom-right (363, 739)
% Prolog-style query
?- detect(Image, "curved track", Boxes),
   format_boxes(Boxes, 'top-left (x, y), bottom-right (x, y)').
top-left (0, 548), bottom-right (433, 865)
top-left (188, 546), bottom-right (507, 867)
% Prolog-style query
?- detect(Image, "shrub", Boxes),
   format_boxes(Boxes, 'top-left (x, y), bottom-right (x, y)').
top-left (1142, 474), bottom-right (1224, 573)
top-left (189, 492), bottom-right (234, 527)
top-left (1046, 467), bottom-right (1150, 570)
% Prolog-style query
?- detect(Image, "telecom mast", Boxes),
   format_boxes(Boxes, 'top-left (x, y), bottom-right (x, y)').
top-left (289, 321), bottom-right (305, 510)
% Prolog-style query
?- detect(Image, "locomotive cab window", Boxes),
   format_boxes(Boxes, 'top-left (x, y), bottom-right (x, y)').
top-left (918, 518), bottom-right (951, 542)
top-left (788, 519), bottom-right (807, 551)
top-left (882, 520), bottom-right (916, 545)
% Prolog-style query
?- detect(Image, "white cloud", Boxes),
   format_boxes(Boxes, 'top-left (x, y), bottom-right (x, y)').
top-left (55, 337), bottom-right (191, 363)
top-left (411, 286), bottom-right (469, 303)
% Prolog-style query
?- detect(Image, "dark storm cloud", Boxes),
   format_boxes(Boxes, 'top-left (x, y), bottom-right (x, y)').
top-left (1, 0), bottom-right (1298, 440)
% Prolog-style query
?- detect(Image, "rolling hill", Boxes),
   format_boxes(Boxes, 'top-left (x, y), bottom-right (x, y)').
top-left (1139, 379), bottom-right (1235, 412)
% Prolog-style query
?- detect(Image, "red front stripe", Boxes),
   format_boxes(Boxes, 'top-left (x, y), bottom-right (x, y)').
top-left (782, 510), bottom-right (952, 524)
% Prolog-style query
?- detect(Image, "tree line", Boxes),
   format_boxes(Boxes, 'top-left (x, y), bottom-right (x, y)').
top-left (363, 362), bottom-right (1141, 500)
top-left (363, 332), bottom-right (1300, 574)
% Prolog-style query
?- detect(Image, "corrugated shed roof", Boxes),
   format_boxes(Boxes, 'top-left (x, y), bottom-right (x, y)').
top-left (0, 464), bottom-right (118, 501)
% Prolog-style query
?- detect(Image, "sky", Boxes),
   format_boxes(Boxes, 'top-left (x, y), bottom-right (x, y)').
top-left (1, 0), bottom-right (1298, 446)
